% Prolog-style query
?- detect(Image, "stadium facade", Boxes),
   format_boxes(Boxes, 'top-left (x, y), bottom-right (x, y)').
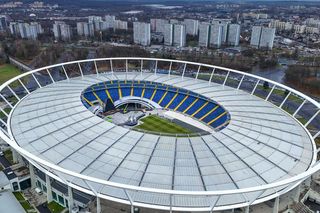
top-left (0, 58), bottom-right (319, 213)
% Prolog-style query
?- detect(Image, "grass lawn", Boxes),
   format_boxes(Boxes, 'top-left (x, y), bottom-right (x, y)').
top-left (47, 201), bottom-right (66, 213)
top-left (256, 85), bottom-right (303, 104)
top-left (0, 164), bottom-right (3, 172)
top-left (134, 115), bottom-right (193, 135)
top-left (13, 192), bottom-right (36, 212)
top-left (0, 108), bottom-right (11, 119)
top-left (0, 64), bottom-right (21, 85)
top-left (4, 149), bottom-right (15, 165)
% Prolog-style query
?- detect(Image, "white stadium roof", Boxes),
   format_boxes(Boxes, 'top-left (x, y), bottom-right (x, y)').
top-left (10, 71), bottom-right (314, 208)
top-left (0, 57), bottom-right (318, 212)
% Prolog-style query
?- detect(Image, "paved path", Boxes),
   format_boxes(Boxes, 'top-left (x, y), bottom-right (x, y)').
top-left (0, 155), bottom-right (11, 168)
top-left (0, 191), bottom-right (25, 213)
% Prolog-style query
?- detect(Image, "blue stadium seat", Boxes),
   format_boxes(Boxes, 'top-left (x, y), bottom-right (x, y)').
top-left (185, 99), bottom-right (206, 115)
top-left (108, 88), bottom-right (119, 101)
top-left (193, 102), bottom-right (216, 119)
top-left (159, 91), bottom-right (175, 107)
top-left (83, 92), bottom-right (96, 102)
top-left (143, 88), bottom-right (154, 99)
top-left (176, 96), bottom-right (196, 112)
top-left (133, 87), bottom-right (143, 97)
top-left (166, 93), bottom-right (186, 109)
top-left (152, 89), bottom-right (165, 103)
top-left (95, 90), bottom-right (108, 102)
top-left (121, 87), bottom-right (131, 97)
top-left (81, 80), bottom-right (230, 130)
top-left (202, 107), bottom-right (224, 124)
top-left (210, 114), bottom-right (228, 128)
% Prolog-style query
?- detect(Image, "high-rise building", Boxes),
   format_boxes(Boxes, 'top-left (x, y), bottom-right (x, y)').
top-left (173, 24), bottom-right (186, 47)
top-left (259, 27), bottom-right (276, 49)
top-left (88, 16), bottom-right (103, 32)
top-left (212, 19), bottom-right (230, 43)
top-left (53, 21), bottom-right (71, 41)
top-left (0, 15), bottom-right (8, 32)
top-left (105, 15), bottom-right (115, 26)
top-left (150, 19), bottom-right (168, 34)
top-left (170, 19), bottom-right (179, 24)
top-left (250, 26), bottom-right (261, 47)
top-left (184, 19), bottom-right (199, 36)
top-left (227, 24), bottom-right (240, 46)
top-left (77, 22), bottom-right (85, 36)
top-left (133, 22), bottom-right (151, 46)
top-left (77, 22), bottom-right (94, 37)
top-left (9, 21), bottom-right (42, 39)
top-left (88, 16), bottom-right (102, 23)
top-left (9, 22), bottom-right (18, 35)
top-left (164, 23), bottom-right (174, 46)
top-left (198, 22), bottom-right (210, 47)
top-left (114, 20), bottom-right (128, 30)
top-left (209, 24), bottom-right (225, 48)
top-left (250, 26), bottom-right (275, 49)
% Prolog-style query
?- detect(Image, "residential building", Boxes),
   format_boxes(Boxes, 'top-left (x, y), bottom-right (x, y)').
top-left (250, 26), bottom-right (275, 49)
top-left (198, 22), bottom-right (210, 47)
top-left (170, 19), bottom-right (179, 24)
top-left (184, 19), bottom-right (199, 36)
top-left (9, 21), bottom-right (42, 39)
top-left (164, 23), bottom-right (174, 46)
top-left (114, 20), bottom-right (128, 30)
top-left (53, 21), bottom-right (71, 41)
top-left (133, 22), bottom-right (151, 46)
top-left (173, 24), bottom-right (186, 47)
top-left (150, 19), bottom-right (168, 34)
top-left (227, 24), bottom-right (240, 46)
top-left (77, 22), bottom-right (94, 37)
top-left (210, 24), bottom-right (226, 48)
top-left (88, 16), bottom-right (102, 23)
top-left (0, 15), bottom-right (8, 31)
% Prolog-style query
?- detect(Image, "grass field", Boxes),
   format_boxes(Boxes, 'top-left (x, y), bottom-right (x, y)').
top-left (13, 192), bottom-right (36, 212)
top-left (4, 149), bottom-right (14, 165)
top-left (0, 64), bottom-right (21, 85)
top-left (134, 115), bottom-right (193, 135)
top-left (47, 201), bottom-right (65, 213)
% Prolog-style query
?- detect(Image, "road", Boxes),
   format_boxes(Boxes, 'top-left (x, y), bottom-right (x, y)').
top-left (0, 154), bottom-right (11, 168)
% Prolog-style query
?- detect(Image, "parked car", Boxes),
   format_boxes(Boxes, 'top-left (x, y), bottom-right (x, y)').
top-left (35, 187), bottom-right (43, 195)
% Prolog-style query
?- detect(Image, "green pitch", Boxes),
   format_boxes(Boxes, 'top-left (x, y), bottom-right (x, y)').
top-left (0, 64), bottom-right (21, 85)
top-left (134, 115), bottom-right (193, 135)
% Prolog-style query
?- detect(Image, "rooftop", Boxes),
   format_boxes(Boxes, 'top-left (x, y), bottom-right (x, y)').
top-left (9, 72), bottom-right (314, 208)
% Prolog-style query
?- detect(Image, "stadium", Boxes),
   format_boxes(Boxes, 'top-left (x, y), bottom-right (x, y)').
top-left (0, 57), bottom-right (320, 213)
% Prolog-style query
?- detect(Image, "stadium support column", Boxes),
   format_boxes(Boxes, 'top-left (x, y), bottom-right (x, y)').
top-left (12, 148), bottom-right (18, 163)
top-left (294, 184), bottom-right (301, 202)
top-left (45, 174), bottom-right (53, 202)
top-left (96, 196), bottom-right (101, 213)
top-left (304, 177), bottom-right (311, 188)
top-left (29, 163), bottom-right (36, 188)
top-left (244, 206), bottom-right (249, 213)
top-left (273, 196), bottom-right (279, 213)
top-left (68, 185), bottom-right (74, 213)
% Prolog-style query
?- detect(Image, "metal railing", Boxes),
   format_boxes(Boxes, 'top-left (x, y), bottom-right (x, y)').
top-left (0, 57), bottom-right (319, 212)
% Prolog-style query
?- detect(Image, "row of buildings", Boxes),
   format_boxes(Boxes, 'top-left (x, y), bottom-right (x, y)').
top-left (198, 21), bottom-right (240, 48)
top-left (9, 21), bottom-right (43, 39)
top-left (250, 26), bottom-right (276, 49)
top-left (77, 15), bottom-right (128, 38)
top-left (134, 19), bottom-right (242, 48)
top-left (53, 21), bottom-right (72, 41)
top-left (269, 19), bottom-right (320, 34)
top-left (1, 14), bottom-right (276, 50)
